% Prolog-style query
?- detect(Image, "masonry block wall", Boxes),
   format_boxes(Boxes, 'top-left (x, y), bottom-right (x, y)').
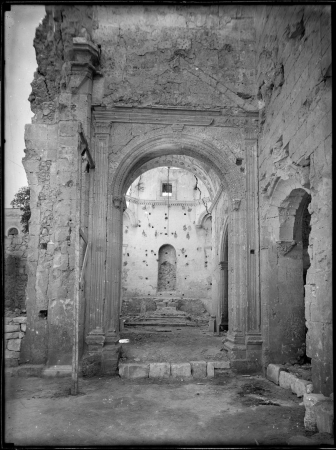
top-left (21, 121), bottom-right (82, 366)
top-left (5, 209), bottom-right (28, 313)
top-left (255, 5), bottom-right (332, 395)
top-left (122, 167), bottom-right (213, 309)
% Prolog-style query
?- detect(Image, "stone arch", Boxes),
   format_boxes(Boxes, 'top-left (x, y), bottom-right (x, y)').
top-left (196, 211), bottom-right (212, 229)
top-left (267, 178), bottom-right (310, 242)
top-left (218, 217), bottom-right (229, 330)
top-left (7, 227), bottom-right (19, 236)
top-left (157, 244), bottom-right (177, 292)
top-left (125, 154), bottom-right (216, 201)
top-left (110, 133), bottom-right (245, 201)
top-left (266, 179), bottom-right (312, 363)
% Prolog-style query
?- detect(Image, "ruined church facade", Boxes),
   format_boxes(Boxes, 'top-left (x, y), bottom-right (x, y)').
top-left (20, 5), bottom-right (331, 395)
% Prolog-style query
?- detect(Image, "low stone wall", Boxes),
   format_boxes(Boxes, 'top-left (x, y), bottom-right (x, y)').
top-left (267, 364), bottom-right (334, 435)
top-left (5, 316), bottom-right (27, 367)
top-left (119, 360), bottom-right (230, 379)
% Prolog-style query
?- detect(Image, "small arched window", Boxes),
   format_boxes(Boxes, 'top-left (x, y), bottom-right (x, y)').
top-left (8, 227), bottom-right (19, 236)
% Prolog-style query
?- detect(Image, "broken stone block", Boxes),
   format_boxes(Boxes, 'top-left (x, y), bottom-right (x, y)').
top-left (293, 378), bottom-right (314, 397)
top-left (207, 361), bottom-right (230, 378)
top-left (279, 370), bottom-right (297, 390)
top-left (303, 393), bottom-right (327, 431)
top-left (5, 325), bottom-right (20, 333)
top-left (119, 363), bottom-right (149, 379)
top-left (7, 339), bottom-right (22, 352)
top-left (171, 363), bottom-right (191, 378)
top-left (149, 362), bottom-right (170, 378)
top-left (315, 400), bottom-right (334, 435)
top-left (12, 317), bottom-right (27, 324)
top-left (82, 354), bottom-right (102, 377)
top-left (190, 361), bottom-right (207, 378)
top-left (21, 324), bottom-right (27, 332)
top-left (266, 364), bottom-right (287, 385)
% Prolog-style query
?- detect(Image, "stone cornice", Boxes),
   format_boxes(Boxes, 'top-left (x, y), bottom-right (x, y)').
top-left (92, 106), bottom-right (258, 129)
top-left (125, 195), bottom-right (210, 207)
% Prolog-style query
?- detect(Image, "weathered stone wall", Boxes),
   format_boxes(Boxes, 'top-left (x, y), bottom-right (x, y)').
top-left (5, 208), bottom-right (28, 313)
top-left (5, 316), bottom-right (27, 367)
top-left (122, 167), bottom-right (213, 303)
top-left (92, 5), bottom-right (256, 109)
top-left (21, 121), bottom-right (82, 366)
top-left (255, 5), bottom-right (332, 395)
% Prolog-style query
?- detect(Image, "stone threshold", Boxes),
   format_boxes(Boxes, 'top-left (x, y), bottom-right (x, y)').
top-left (119, 360), bottom-right (230, 379)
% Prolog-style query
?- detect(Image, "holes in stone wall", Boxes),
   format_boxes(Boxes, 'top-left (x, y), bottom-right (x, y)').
top-left (39, 310), bottom-right (48, 319)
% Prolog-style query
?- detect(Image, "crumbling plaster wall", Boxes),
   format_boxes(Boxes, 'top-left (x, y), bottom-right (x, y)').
top-left (255, 6), bottom-right (332, 395)
top-left (91, 5), bottom-right (257, 108)
top-left (122, 168), bottom-right (213, 308)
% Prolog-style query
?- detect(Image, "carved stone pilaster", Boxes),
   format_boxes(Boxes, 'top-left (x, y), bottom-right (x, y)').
top-left (231, 199), bottom-right (241, 211)
top-left (276, 240), bottom-right (297, 255)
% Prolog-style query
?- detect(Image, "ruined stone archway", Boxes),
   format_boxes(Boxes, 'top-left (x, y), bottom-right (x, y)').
top-left (94, 130), bottom-right (250, 369)
top-left (262, 179), bottom-right (312, 364)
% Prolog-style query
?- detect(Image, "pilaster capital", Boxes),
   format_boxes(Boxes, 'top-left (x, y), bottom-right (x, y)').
top-left (113, 195), bottom-right (127, 211)
top-left (244, 126), bottom-right (258, 141)
top-left (95, 121), bottom-right (112, 135)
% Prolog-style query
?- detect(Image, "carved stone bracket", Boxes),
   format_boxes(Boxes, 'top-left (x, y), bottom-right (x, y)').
top-left (172, 123), bottom-right (184, 132)
top-left (231, 199), bottom-right (241, 211)
top-left (276, 240), bottom-right (297, 255)
top-left (72, 37), bottom-right (99, 66)
top-left (113, 196), bottom-right (127, 211)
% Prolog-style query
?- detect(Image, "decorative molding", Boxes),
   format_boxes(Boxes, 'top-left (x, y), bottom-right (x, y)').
top-left (125, 195), bottom-right (210, 207)
top-left (231, 199), bottom-right (241, 211)
top-left (92, 106), bottom-right (258, 129)
top-left (276, 240), bottom-right (297, 255)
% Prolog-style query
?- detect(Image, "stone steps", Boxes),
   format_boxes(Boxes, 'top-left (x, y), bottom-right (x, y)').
top-left (124, 304), bottom-right (196, 327)
top-left (118, 360), bottom-right (230, 379)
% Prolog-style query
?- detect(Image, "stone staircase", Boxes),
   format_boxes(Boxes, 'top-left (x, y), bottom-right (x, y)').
top-left (123, 297), bottom-right (196, 327)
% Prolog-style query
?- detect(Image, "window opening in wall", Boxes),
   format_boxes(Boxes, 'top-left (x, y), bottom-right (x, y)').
top-left (8, 227), bottom-right (18, 236)
top-left (162, 183), bottom-right (172, 196)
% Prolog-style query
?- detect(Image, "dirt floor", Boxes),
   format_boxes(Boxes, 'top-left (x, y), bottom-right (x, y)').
top-left (120, 325), bottom-right (227, 362)
top-left (5, 371), bottom-right (333, 446)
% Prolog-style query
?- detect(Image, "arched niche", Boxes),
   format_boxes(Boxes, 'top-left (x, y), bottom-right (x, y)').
top-left (157, 244), bottom-right (177, 292)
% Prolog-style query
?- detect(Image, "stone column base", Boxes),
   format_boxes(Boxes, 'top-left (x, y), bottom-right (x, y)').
top-left (101, 343), bottom-right (121, 375)
top-left (246, 333), bottom-right (263, 364)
